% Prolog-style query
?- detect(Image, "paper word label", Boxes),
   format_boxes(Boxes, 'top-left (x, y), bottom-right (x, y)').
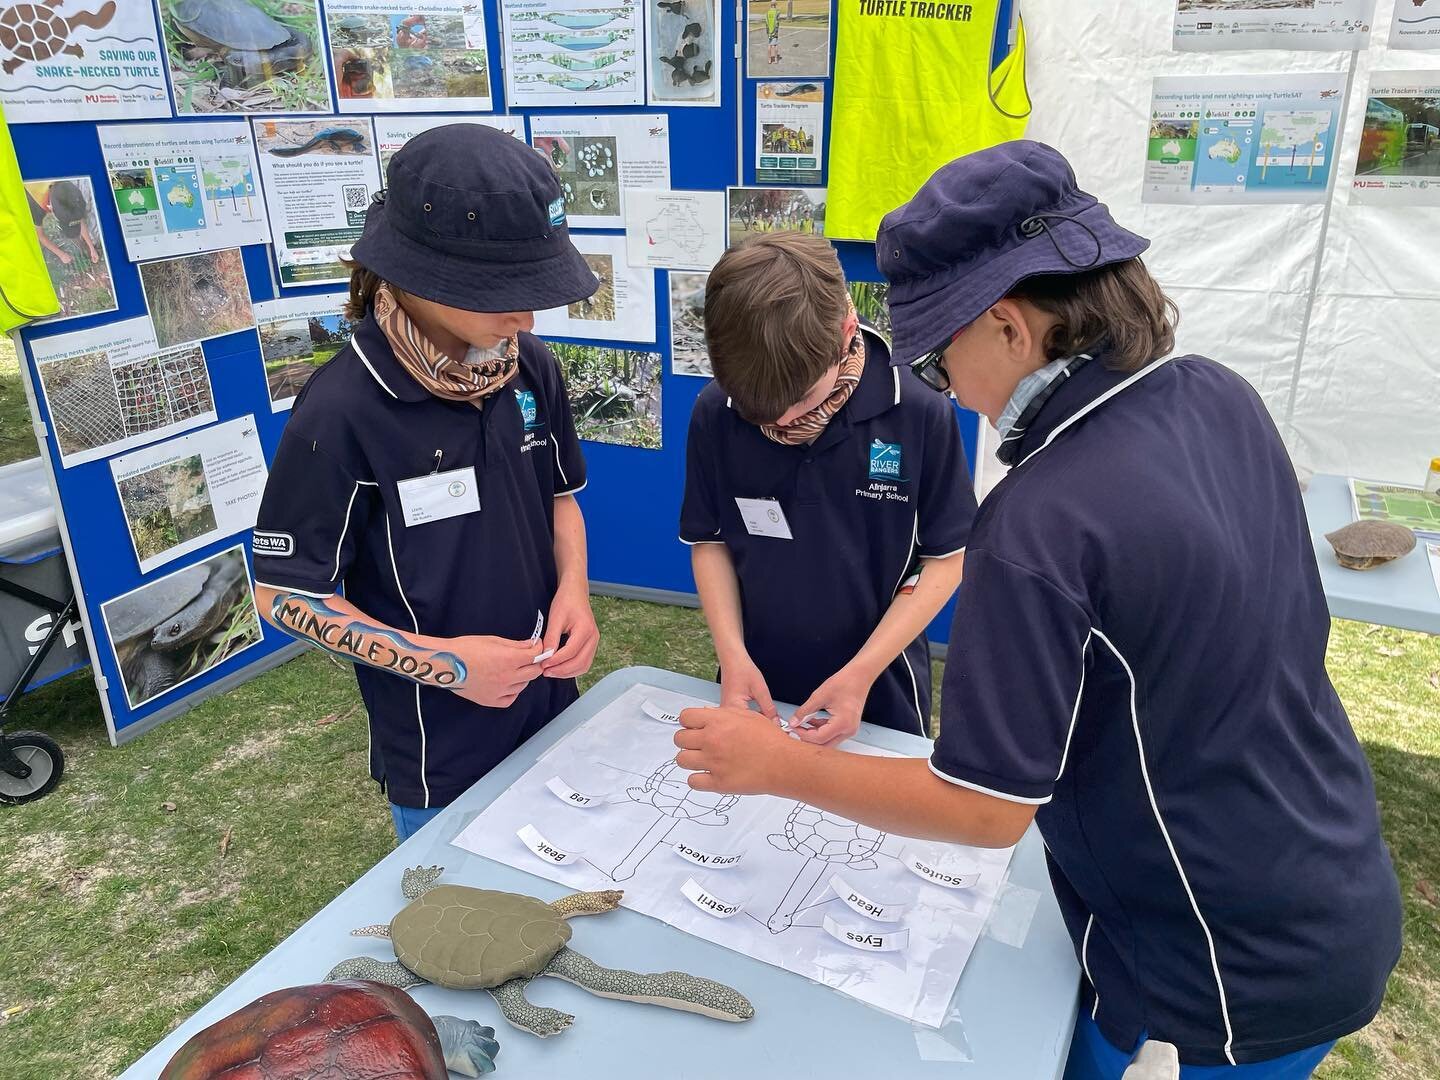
top-left (397, 467), bottom-right (481, 527)
top-left (734, 496), bottom-right (793, 540)
top-left (672, 842), bottom-right (743, 869)
top-left (829, 875), bottom-right (906, 923)
top-left (517, 824), bottom-right (580, 865)
top-left (544, 777), bottom-right (600, 809)
top-left (903, 848), bottom-right (981, 890)
top-left (681, 877), bottom-right (746, 918)
top-left (641, 699), bottom-right (681, 724)
top-left (823, 914), bottom-right (910, 952)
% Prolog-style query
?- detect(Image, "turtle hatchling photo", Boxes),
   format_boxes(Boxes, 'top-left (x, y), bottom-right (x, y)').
top-left (325, 865), bottom-right (756, 1037)
top-left (163, 0), bottom-right (328, 113)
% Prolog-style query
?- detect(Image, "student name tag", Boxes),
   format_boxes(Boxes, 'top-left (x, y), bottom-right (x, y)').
top-left (397, 467), bottom-right (480, 527)
top-left (517, 824), bottom-right (581, 865)
top-left (902, 846), bottom-right (981, 890)
top-left (681, 877), bottom-right (746, 918)
top-left (544, 776), bottom-right (602, 809)
top-left (734, 496), bottom-right (793, 540)
top-left (829, 874), bottom-right (907, 923)
top-left (672, 841), bottom-right (744, 869)
top-left (823, 913), bottom-right (910, 952)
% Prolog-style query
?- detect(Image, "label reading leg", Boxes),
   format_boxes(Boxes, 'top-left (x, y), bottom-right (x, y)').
top-left (544, 776), bottom-right (602, 809)
top-left (517, 824), bottom-right (581, 865)
top-left (672, 842), bottom-right (744, 869)
top-left (902, 846), bottom-right (981, 889)
top-left (823, 914), bottom-right (911, 952)
top-left (829, 874), bottom-right (907, 922)
top-left (681, 877), bottom-right (746, 918)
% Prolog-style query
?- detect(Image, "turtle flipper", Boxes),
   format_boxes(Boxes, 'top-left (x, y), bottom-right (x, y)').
top-left (401, 864), bottom-right (444, 899)
top-left (850, 858), bottom-right (878, 871)
top-left (324, 956), bottom-right (427, 989)
top-left (350, 923), bottom-right (392, 939)
top-left (488, 976), bottom-right (574, 1038)
top-left (543, 946), bottom-right (754, 1023)
top-left (549, 889), bottom-right (624, 919)
top-left (767, 833), bottom-right (790, 852)
top-left (431, 1015), bottom-right (500, 1077)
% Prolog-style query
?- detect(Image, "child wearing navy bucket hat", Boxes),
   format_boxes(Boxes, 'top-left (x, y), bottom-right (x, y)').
top-left (252, 124), bottom-right (603, 842)
top-left (674, 141), bottom-right (1400, 1079)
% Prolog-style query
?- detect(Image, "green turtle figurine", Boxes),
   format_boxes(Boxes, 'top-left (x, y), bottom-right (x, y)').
top-left (326, 866), bottom-right (755, 1038)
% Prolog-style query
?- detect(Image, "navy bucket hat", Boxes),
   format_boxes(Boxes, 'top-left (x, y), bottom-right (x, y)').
top-left (877, 141), bottom-right (1151, 365)
top-left (350, 124), bottom-right (598, 314)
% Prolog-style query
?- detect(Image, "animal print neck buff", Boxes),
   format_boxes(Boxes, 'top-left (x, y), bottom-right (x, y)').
top-left (373, 283), bottom-right (519, 404)
top-left (760, 301), bottom-right (865, 446)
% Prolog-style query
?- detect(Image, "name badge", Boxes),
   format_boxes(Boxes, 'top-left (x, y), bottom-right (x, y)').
top-left (397, 467), bottom-right (480, 527)
top-left (734, 496), bottom-right (793, 540)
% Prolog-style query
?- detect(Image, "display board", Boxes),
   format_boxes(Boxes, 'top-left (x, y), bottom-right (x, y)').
top-left (10, 0), bottom-right (996, 742)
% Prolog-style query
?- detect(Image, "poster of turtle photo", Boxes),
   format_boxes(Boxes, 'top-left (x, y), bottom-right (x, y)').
top-left (532, 233), bottom-right (656, 343)
top-left (502, 0), bottom-right (644, 108)
top-left (100, 545), bottom-right (265, 710)
top-left (161, 0), bottom-right (331, 114)
top-left (1350, 72), bottom-right (1440, 207)
top-left (23, 176), bottom-right (119, 324)
top-left (327, 0), bottom-right (492, 112)
top-left (528, 113), bottom-right (670, 229)
top-left (551, 342), bottom-right (661, 449)
top-left (137, 247), bottom-right (256, 350)
top-left (646, 0), bottom-right (718, 107)
top-left (98, 121), bottom-right (268, 260)
top-left (252, 292), bottom-right (351, 410)
top-left (668, 270), bottom-right (710, 378)
top-left (755, 82), bottom-right (823, 185)
top-left (745, 0), bottom-right (830, 79)
top-left (0, 0), bottom-right (169, 123)
top-left (726, 186), bottom-right (825, 244)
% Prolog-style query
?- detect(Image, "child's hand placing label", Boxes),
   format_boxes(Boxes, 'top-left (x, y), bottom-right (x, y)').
top-left (791, 669), bottom-right (872, 746)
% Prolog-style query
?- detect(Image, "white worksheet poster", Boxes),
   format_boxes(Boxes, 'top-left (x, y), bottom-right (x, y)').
top-left (31, 317), bottom-right (217, 469)
top-left (1391, 0), bottom-right (1440, 47)
top-left (0, 0), bottom-right (168, 123)
top-left (533, 233), bottom-right (656, 342)
top-left (251, 117), bottom-right (382, 287)
top-left (98, 121), bottom-right (267, 260)
top-left (1143, 73), bottom-right (1349, 206)
top-left (452, 684), bottom-right (1014, 1027)
top-left (253, 292), bottom-right (351, 411)
top-left (1350, 72), bottom-right (1440, 206)
top-left (326, 0), bottom-right (492, 112)
top-left (756, 82), bottom-right (824, 185)
top-left (502, 0), bottom-right (643, 107)
top-left (374, 115), bottom-right (524, 173)
top-left (529, 113), bottom-right (670, 229)
top-left (1173, 0), bottom-right (1375, 51)
top-left (647, 0), bottom-right (719, 107)
top-left (625, 190), bottom-right (724, 271)
top-left (111, 415), bottom-right (268, 574)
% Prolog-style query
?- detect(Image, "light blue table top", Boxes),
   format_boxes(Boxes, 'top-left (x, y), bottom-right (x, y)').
top-left (121, 667), bottom-right (1080, 1079)
top-left (1304, 474), bottom-right (1440, 636)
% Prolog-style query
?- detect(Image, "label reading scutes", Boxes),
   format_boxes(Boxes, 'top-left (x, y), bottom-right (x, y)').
top-left (517, 824), bottom-right (581, 865)
top-left (544, 776), bottom-right (600, 809)
top-left (903, 847), bottom-right (981, 890)
top-left (680, 877), bottom-right (745, 918)
top-left (672, 841), bottom-right (744, 869)
top-left (822, 913), bottom-right (911, 952)
top-left (829, 874), bottom-right (906, 923)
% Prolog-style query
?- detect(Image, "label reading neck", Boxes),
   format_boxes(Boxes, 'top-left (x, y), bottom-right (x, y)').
top-left (822, 913), bottom-right (910, 952)
top-left (672, 842), bottom-right (743, 869)
top-left (517, 824), bottom-right (581, 865)
top-left (829, 874), bottom-right (907, 922)
top-left (681, 877), bottom-right (745, 918)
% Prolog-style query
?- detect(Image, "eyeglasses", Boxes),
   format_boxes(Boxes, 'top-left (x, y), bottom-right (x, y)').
top-left (910, 329), bottom-right (964, 393)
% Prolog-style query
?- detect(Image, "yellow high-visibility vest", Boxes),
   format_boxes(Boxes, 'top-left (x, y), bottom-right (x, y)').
top-left (0, 103), bottom-right (60, 331)
top-left (826, 4), bottom-right (1030, 241)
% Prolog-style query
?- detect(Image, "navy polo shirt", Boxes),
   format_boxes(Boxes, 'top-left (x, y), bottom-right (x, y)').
top-left (932, 353), bottom-right (1401, 1064)
top-left (251, 314), bottom-right (586, 808)
top-left (679, 327), bottom-right (975, 733)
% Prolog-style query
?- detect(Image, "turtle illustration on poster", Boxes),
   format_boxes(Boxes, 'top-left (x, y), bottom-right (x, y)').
top-left (766, 803), bottom-right (887, 933)
top-left (608, 758), bottom-right (740, 881)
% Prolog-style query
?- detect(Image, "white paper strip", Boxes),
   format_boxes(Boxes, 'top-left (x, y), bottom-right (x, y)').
top-left (823, 914), bottom-right (910, 952)
top-left (829, 874), bottom-right (906, 923)
top-left (672, 842), bottom-right (743, 869)
top-left (903, 848), bottom-right (981, 890)
top-left (681, 877), bottom-right (745, 918)
top-left (517, 824), bottom-right (581, 865)
top-left (544, 777), bottom-right (602, 809)
top-left (641, 699), bottom-right (681, 724)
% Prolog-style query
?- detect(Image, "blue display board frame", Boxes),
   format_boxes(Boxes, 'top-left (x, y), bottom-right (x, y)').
top-left (12, 0), bottom-right (1004, 742)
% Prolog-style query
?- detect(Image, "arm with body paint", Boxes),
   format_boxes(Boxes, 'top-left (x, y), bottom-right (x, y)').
top-left (792, 552), bottom-right (965, 744)
top-left (691, 543), bottom-right (778, 719)
top-left (539, 494), bottom-right (600, 679)
top-left (255, 586), bottom-right (542, 708)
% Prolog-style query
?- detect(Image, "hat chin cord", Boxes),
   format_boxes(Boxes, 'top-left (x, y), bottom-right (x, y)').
top-left (1019, 212), bottom-right (1103, 270)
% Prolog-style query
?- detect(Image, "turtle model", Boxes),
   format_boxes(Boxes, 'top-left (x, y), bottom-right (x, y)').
top-left (609, 758), bottom-right (739, 880)
top-left (1324, 520), bottom-right (1416, 570)
top-left (0, 0), bottom-right (115, 74)
top-left (267, 126), bottom-right (368, 157)
top-left (325, 866), bottom-right (755, 1038)
top-left (168, 0), bottom-right (313, 89)
top-left (159, 979), bottom-right (499, 1079)
top-left (766, 803), bottom-right (887, 933)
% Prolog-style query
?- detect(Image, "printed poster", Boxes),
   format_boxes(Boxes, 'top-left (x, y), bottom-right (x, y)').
top-left (550, 343), bottom-right (662, 448)
top-left (1173, 0), bottom-right (1374, 51)
top-left (136, 248), bottom-right (255, 350)
top-left (252, 117), bottom-right (383, 287)
top-left (647, 0), bottom-right (719, 107)
top-left (0, 0), bottom-right (168, 123)
top-left (624, 190), bottom-right (724, 271)
top-left (327, 0), bottom-right (492, 112)
top-left (98, 121), bottom-right (267, 260)
top-left (22, 176), bottom-right (119, 324)
top-left (111, 415), bottom-right (268, 574)
top-left (727, 185), bottom-right (825, 243)
top-left (100, 545), bottom-right (264, 710)
top-left (162, 0), bottom-right (330, 114)
top-left (533, 234), bottom-right (656, 343)
top-left (746, 0), bottom-right (831, 79)
top-left (253, 292), bottom-right (352, 411)
top-left (1143, 73), bottom-right (1348, 206)
top-left (30, 316), bottom-right (217, 469)
top-left (374, 114), bottom-right (523, 173)
top-left (1351, 72), bottom-right (1440, 206)
top-left (529, 113), bottom-right (670, 229)
top-left (668, 270), bottom-right (711, 377)
top-left (502, 0), bottom-right (643, 108)
top-left (756, 81), bottom-right (824, 184)
top-left (1391, 0), bottom-right (1440, 47)
top-left (1350, 479), bottom-right (1440, 541)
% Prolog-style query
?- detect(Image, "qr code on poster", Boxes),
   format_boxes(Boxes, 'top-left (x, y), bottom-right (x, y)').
top-left (343, 185), bottom-right (369, 211)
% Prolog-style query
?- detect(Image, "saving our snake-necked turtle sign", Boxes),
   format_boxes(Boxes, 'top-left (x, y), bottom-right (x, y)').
top-left (451, 683), bottom-right (1016, 1027)
top-left (0, 0), bottom-right (169, 122)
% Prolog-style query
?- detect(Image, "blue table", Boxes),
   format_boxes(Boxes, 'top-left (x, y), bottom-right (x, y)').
top-left (1303, 474), bottom-right (1440, 636)
top-left (120, 667), bottom-right (1080, 1078)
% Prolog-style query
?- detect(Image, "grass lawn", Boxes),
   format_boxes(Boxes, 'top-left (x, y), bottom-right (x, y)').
top-left (0, 334), bottom-right (41, 468)
top-left (0, 601), bottom-right (1434, 1078)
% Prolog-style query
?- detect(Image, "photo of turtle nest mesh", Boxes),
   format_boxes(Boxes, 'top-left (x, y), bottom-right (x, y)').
top-left (163, 0), bottom-right (330, 114)
top-left (569, 253), bottom-right (616, 321)
top-left (117, 454), bottom-right (217, 565)
top-left (23, 176), bottom-right (118, 323)
top-left (36, 348), bottom-right (126, 459)
top-left (138, 247), bottom-right (255, 350)
top-left (553, 343), bottom-right (662, 450)
top-left (101, 545), bottom-right (264, 710)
